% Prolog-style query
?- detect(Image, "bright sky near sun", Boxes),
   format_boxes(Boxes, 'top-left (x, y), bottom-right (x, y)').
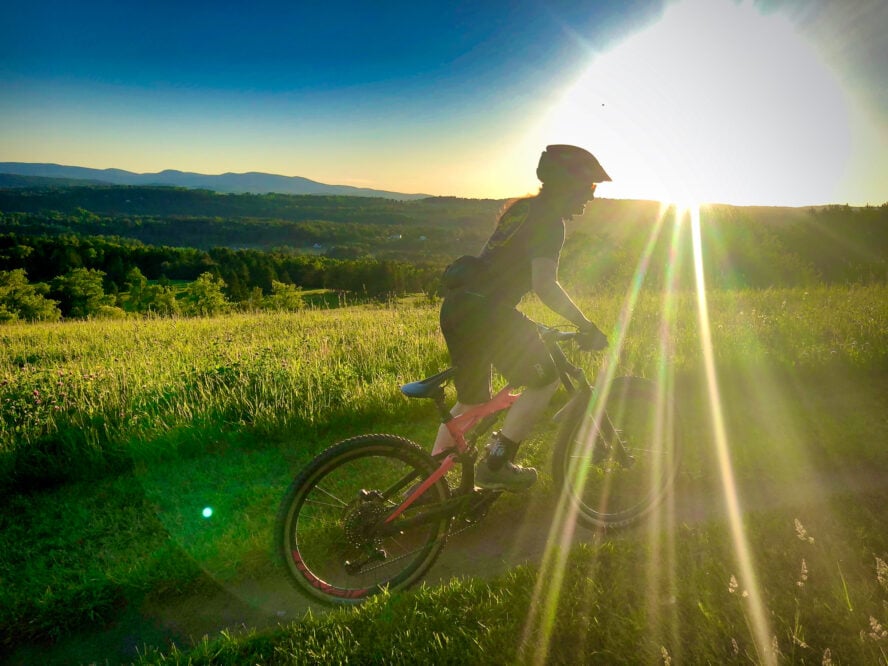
top-left (1, 0), bottom-right (886, 206)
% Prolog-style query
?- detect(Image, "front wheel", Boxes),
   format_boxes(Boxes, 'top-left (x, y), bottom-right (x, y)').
top-left (552, 377), bottom-right (680, 529)
top-left (276, 434), bottom-right (451, 604)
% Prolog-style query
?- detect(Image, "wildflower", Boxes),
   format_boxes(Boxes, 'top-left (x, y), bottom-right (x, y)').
top-left (771, 635), bottom-right (781, 657)
top-left (876, 557), bottom-right (888, 592)
top-left (731, 638), bottom-right (740, 655)
top-left (660, 646), bottom-right (671, 665)
top-left (868, 616), bottom-right (887, 641)
top-left (792, 633), bottom-right (809, 648)
top-left (729, 575), bottom-right (739, 594)
top-left (797, 559), bottom-right (809, 587)
top-left (794, 518), bottom-right (815, 544)
top-left (822, 648), bottom-right (832, 666)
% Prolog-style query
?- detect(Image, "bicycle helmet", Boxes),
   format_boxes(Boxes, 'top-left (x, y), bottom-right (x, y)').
top-left (537, 144), bottom-right (611, 188)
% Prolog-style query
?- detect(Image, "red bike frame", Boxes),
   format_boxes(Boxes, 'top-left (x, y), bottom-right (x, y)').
top-left (384, 385), bottom-right (521, 521)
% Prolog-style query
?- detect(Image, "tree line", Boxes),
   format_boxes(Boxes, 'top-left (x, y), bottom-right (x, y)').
top-left (0, 266), bottom-right (319, 322)
top-left (1, 183), bottom-right (886, 322)
top-left (0, 187), bottom-right (502, 259)
top-left (0, 233), bottom-right (444, 321)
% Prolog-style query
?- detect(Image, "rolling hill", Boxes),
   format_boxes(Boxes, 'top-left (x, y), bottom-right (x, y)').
top-left (0, 162), bottom-right (431, 200)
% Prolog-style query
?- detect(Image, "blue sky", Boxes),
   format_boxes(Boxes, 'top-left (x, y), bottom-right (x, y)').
top-left (1, 0), bottom-right (886, 205)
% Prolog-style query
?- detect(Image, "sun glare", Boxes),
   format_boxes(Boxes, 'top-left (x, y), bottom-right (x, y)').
top-left (531, 0), bottom-right (852, 206)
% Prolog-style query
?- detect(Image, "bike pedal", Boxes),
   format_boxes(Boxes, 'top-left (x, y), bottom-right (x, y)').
top-left (464, 491), bottom-right (501, 523)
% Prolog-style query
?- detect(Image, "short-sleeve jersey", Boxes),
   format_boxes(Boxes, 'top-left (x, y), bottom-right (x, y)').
top-left (475, 197), bottom-right (565, 308)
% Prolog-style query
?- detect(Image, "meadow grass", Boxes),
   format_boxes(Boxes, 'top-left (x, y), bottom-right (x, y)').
top-left (0, 303), bottom-right (448, 489)
top-left (2, 284), bottom-right (888, 660)
top-left (2, 284), bottom-right (884, 488)
top-left (128, 489), bottom-right (888, 665)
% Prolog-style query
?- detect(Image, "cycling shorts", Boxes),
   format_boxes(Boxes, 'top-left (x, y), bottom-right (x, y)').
top-left (439, 291), bottom-right (557, 404)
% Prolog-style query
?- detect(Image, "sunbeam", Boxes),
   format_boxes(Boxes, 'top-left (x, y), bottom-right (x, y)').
top-left (644, 205), bottom-right (685, 657)
top-left (690, 205), bottom-right (775, 664)
top-left (520, 203), bottom-right (674, 662)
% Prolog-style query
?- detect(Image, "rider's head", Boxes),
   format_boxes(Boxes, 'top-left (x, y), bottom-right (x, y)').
top-left (537, 144), bottom-right (610, 216)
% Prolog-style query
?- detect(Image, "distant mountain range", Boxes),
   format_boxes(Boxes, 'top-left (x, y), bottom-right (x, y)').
top-left (0, 162), bottom-right (432, 200)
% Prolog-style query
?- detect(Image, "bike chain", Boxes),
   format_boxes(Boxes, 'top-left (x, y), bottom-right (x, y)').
top-left (350, 514), bottom-right (481, 575)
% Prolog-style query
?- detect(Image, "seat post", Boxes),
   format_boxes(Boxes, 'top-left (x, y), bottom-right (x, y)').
top-left (432, 389), bottom-right (452, 423)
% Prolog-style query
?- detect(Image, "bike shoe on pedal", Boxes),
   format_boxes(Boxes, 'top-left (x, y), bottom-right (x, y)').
top-left (475, 431), bottom-right (537, 492)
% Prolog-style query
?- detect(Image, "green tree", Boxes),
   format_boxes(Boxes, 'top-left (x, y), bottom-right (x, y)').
top-left (52, 268), bottom-right (113, 318)
top-left (0, 269), bottom-right (61, 322)
top-left (181, 272), bottom-right (230, 316)
top-left (240, 286), bottom-right (265, 312)
top-left (123, 267), bottom-right (148, 312)
top-left (142, 283), bottom-right (180, 316)
top-left (263, 280), bottom-right (305, 311)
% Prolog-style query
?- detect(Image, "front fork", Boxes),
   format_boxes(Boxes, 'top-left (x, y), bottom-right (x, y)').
top-left (553, 380), bottom-right (635, 468)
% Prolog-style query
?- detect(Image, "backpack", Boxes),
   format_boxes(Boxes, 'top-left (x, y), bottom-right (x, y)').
top-left (441, 254), bottom-right (484, 292)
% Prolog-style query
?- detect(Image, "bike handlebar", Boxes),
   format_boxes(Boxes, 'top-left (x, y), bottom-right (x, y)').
top-left (538, 325), bottom-right (588, 387)
top-left (540, 327), bottom-right (578, 343)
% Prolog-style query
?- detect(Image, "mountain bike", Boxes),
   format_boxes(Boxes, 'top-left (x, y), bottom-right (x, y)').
top-left (276, 327), bottom-right (680, 604)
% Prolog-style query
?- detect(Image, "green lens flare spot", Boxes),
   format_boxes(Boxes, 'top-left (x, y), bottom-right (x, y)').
top-left (202, 507), bottom-right (213, 518)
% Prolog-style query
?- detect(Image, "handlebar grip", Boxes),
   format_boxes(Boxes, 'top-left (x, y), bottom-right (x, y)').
top-left (540, 327), bottom-right (577, 343)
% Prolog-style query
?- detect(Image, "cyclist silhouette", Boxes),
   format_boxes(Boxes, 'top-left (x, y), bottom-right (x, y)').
top-left (434, 144), bottom-right (612, 491)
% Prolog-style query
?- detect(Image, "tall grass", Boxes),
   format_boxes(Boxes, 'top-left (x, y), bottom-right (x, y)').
top-left (2, 284), bottom-right (887, 657)
top-left (0, 303), bottom-right (449, 489)
top-left (131, 492), bottom-right (888, 665)
top-left (3, 284), bottom-right (885, 489)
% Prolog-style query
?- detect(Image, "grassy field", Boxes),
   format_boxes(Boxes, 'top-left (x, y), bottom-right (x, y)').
top-left (2, 284), bottom-right (888, 663)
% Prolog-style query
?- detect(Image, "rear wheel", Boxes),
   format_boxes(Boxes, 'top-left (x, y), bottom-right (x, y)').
top-left (277, 435), bottom-right (451, 604)
top-left (553, 377), bottom-right (680, 528)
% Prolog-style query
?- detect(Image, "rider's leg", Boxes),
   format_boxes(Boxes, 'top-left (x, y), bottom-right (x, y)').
top-left (500, 379), bottom-right (559, 444)
top-left (476, 316), bottom-right (558, 490)
top-left (432, 402), bottom-right (481, 455)
top-left (484, 378), bottom-right (559, 471)
top-left (438, 292), bottom-right (491, 457)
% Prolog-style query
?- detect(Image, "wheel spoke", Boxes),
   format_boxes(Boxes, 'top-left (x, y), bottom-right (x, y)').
top-left (313, 484), bottom-right (349, 507)
top-left (277, 436), bottom-right (452, 603)
top-left (555, 379), bottom-right (680, 528)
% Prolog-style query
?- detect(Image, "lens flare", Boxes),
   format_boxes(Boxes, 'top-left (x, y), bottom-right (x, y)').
top-left (520, 203), bottom-right (675, 662)
top-left (529, 0), bottom-right (854, 206)
top-left (690, 205), bottom-right (775, 665)
top-left (202, 507), bottom-right (214, 519)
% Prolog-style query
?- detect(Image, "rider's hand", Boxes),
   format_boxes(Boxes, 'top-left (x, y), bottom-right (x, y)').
top-left (577, 322), bottom-right (608, 351)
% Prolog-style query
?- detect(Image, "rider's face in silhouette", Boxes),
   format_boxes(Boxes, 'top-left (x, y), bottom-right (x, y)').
top-left (554, 182), bottom-right (597, 218)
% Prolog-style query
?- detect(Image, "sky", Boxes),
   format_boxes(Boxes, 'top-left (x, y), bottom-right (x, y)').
top-left (1, 0), bottom-right (886, 206)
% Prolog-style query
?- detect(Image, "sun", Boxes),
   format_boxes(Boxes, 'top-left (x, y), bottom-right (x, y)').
top-left (530, 0), bottom-right (852, 207)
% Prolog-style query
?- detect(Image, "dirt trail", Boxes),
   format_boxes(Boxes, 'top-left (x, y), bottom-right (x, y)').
top-left (8, 467), bottom-right (888, 665)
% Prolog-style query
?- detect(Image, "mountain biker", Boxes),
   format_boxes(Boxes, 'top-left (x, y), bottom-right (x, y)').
top-left (433, 144), bottom-right (611, 491)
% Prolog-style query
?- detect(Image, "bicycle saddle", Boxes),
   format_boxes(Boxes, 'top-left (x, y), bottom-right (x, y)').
top-left (400, 368), bottom-right (458, 399)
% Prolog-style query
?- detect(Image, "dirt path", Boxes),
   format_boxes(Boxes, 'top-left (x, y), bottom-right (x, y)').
top-left (8, 467), bottom-right (888, 665)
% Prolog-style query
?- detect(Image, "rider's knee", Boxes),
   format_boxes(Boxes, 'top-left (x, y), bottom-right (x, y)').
top-left (525, 360), bottom-right (558, 391)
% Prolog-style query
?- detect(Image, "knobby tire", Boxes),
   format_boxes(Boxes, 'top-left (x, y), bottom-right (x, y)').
top-left (552, 376), bottom-right (681, 529)
top-left (276, 434), bottom-right (451, 604)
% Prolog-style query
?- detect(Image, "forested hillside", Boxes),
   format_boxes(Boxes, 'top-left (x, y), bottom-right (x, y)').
top-left (1, 183), bottom-right (886, 321)
top-left (0, 186), bottom-right (502, 259)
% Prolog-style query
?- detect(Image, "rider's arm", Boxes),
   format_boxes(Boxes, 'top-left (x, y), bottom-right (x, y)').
top-left (531, 256), bottom-right (592, 329)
